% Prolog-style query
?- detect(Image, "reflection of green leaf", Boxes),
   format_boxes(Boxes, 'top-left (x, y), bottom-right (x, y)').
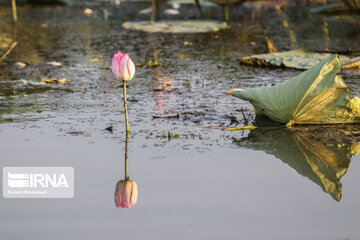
top-left (234, 126), bottom-right (358, 201)
top-left (0, 101), bottom-right (36, 123)
top-left (232, 55), bottom-right (360, 125)
top-left (240, 49), bottom-right (360, 70)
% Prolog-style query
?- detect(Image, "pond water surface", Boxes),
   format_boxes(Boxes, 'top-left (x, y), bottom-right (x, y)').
top-left (0, 1), bottom-right (360, 239)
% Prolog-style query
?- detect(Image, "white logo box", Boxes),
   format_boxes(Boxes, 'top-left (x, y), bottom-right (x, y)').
top-left (3, 167), bottom-right (74, 198)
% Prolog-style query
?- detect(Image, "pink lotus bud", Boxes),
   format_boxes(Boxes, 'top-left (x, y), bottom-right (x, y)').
top-left (114, 180), bottom-right (138, 208)
top-left (112, 51), bottom-right (136, 81)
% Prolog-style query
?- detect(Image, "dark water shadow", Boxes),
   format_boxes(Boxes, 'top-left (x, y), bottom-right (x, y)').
top-left (233, 124), bottom-right (360, 201)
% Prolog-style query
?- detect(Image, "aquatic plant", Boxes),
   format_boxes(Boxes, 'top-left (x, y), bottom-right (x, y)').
top-left (228, 55), bottom-right (360, 125)
top-left (112, 51), bottom-right (135, 132)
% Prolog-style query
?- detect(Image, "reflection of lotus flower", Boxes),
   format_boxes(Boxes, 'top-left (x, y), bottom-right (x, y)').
top-left (114, 180), bottom-right (138, 208)
top-left (112, 51), bottom-right (135, 82)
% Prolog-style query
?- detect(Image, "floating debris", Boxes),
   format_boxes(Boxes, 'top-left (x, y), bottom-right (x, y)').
top-left (84, 8), bottom-right (93, 16)
top-left (66, 131), bottom-right (89, 136)
top-left (19, 78), bottom-right (68, 86)
top-left (222, 126), bottom-right (258, 131)
top-left (105, 125), bottom-right (113, 133)
top-left (122, 21), bottom-right (228, 33)
top-left (19, 79), bottom-right (47, 86)
top-left (240, 49), bottom-right (360, 70)
top-left (46, 61), bottom-right (62, 67)
top-left (163, 9), bottom-right (180, 15)
top-left (138, 7), bottom-right (152, 15)
top-left (14, 62), bottom-right (26, 70)
top-left (153, 114), bottom-right (179, 119)
top-left (40, 78), bottom-right (67, 84)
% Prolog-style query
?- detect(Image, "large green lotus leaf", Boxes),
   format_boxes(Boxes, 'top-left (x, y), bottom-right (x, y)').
top-left (232, 55), bottom-right (360, 125)
top-left (234, 126), bottom-right (358, 201)
top-left (240, 49), bottom-right (360, 70)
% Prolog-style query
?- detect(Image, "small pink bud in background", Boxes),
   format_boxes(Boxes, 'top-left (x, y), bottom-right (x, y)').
top-left (114, 180), bottom-right (138, 208)
top-left (112, 51), bottom-right (135, 82)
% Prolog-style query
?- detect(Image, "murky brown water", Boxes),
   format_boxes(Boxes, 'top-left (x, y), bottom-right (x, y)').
top-left (0, 1), bottom-right (360, 239)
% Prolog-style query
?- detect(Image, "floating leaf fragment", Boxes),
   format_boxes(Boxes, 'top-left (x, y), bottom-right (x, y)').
top-left (240, 49), bottom-right (360, 70)
top-left (122, 21), bottom-right (228, 33)
top-left (147, 59), bottom-right (162, 67)
top-left (40, 77), bottom-right (67, 84)
top-left (20, 79), bottom-right (47, 86)
top-left (230, 55), bottom-right (360, 126)
top-left (89, 57), bottom-right (102, 62)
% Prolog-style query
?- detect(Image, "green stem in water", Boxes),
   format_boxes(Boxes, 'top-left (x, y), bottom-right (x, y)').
top-left (195, 0), bottom-right (204, 18)
top-left (12, 0), bottom-right (17, 23)
top-left (151, 0), bottom-right (155, 22)
top-left (124, 130), bottom-right (129, 180)
top-left (224, 5), bottom-right (229, 23)
top-left (123, 81), bottom-right (129, 133)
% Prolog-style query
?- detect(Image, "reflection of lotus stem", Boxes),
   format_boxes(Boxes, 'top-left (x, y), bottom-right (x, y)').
top-left (224, 5), bottom-right (229, 23)
top-left (151, 0), bottom-right (155, 22)
top-left (123, 81), bottom-right (129, 133)
top-left (124, 130), bottom-right (129, 181)
top-left (12, 0), bottom-right (17, 23)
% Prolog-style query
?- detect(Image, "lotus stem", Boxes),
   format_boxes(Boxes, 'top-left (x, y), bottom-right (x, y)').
top-left (124, 130), bottom-right (129, 180)
top-left (224, 5), bottom-right (229, 23)
top-left (155, 0), bottom-right (160, 20)
top-left (151, 0), bottom-right (155, 22)
top-left (195, 0), bottom-right (204, 18)
top-left (0, 42), bottom-right (17, 63)
top-left (12, 0), bottom-right (17, 23)
top-left (123, 81), bottom-right (129, 133)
